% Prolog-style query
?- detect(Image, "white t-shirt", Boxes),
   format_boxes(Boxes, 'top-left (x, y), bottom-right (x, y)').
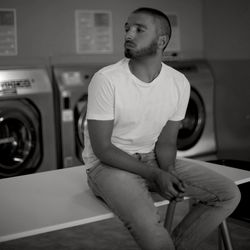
top-left (82, 58), bottom-right (190, 167)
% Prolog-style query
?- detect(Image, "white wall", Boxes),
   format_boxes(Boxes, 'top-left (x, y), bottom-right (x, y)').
top-left (0, 0), bottom-right (203, 65)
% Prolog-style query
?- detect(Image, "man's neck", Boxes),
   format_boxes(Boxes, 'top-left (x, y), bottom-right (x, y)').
top-left (129, 56), bottom-right (162, 83)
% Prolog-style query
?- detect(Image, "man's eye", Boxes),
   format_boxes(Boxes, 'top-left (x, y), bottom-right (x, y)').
top-left (137, 28), bottom-right (144, 33)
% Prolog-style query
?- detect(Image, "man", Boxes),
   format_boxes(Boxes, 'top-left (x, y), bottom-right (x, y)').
top-left (83, 7), bottom-right (240, 250)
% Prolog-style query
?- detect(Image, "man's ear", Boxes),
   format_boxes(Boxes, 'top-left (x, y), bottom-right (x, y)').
top-left (158, 34), bottom-right (169, 49)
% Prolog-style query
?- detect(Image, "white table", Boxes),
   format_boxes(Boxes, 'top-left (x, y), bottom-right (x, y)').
top-left (0, 158), bottom-right (249, 242)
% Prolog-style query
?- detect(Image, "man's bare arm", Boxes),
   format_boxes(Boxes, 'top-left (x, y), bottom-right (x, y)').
top-left (87, 119), bottom-right (161, 181)
top-left (155, 120), bottom-right (186, 198)
top-left (155, 120), bottom-right (180, 172)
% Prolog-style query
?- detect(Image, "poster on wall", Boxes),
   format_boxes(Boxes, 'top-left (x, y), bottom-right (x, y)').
top-left (75, 10), bottom-right (113, 54)
top-left (0, 9), bottom-right (17, 56)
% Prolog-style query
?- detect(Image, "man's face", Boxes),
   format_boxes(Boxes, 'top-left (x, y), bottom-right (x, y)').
top-left (124, 13), bottom-right (159, 59)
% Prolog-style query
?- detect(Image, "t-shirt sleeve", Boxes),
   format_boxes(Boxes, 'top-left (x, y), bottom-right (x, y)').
top-left (86, 72), bottom-right (114, 120)
top-left (169, 75), bottom-right (190, 121)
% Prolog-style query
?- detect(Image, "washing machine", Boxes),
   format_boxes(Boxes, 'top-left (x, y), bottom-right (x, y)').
top-left (52, 64), bottom-right (102, 168)
top-left (165, 60), bottom-right (217, 160)
top-left (0, 66), bottom-right (58, 178)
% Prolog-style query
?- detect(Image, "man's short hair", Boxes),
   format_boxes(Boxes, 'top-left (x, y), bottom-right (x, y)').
top-left (132, 7), bottom-right (172, 40)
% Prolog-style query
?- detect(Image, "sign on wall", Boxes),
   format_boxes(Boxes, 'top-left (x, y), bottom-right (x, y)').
top-left (0, 9), bottom-right (17, 56)
top-left (75, 10), bottom-right (113, 54)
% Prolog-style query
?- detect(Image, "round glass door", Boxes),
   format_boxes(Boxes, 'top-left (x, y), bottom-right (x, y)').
top-left (74, 95), bottom-right (88, 163)
top-left (0, 100), bottom-right (41, 178)
top-left (177, 87), bottom-right (206, 150)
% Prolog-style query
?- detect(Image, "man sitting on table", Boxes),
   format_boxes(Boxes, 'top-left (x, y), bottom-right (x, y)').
top-left (83, 7), bottom-right (241, 250)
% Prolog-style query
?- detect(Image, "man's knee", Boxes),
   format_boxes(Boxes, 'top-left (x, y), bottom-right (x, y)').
top-left (135, 231), bottom-right (175, 250)
top-left (229, 183), bottom-right (241, 210)
top-left (218, 179), bottom-right (241, 214)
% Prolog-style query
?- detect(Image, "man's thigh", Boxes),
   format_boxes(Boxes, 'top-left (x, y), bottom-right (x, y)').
top-left (87, 163), bottom-right (161, 224)
top-left (175, 159), bottom-right (238, 202)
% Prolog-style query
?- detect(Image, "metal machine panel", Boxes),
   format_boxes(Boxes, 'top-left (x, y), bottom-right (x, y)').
top-left (53, 65), bottom-right (101, 168)
top-left (0, 67), bottom-right (58, 178)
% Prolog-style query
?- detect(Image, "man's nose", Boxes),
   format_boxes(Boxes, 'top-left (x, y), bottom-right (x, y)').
top-left (125, 29), bottom-right (136, 41)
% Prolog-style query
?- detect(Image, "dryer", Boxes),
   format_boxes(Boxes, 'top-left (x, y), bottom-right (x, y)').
top-left (0, 67), bottom-right (58, 178)
top-left (52, 64), bottom-right (102, 168)
top-left (165, 60), bottom-right (217, 160)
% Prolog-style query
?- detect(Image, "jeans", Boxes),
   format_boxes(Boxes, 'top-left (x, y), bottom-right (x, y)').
top-left (86, 152), bottom-right (241, 250)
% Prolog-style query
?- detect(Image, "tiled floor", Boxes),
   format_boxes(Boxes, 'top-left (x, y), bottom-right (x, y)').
top-left (1, 202), bottom-right (250, 250)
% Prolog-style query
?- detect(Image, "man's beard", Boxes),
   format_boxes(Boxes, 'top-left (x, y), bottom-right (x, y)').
top-left (124, 39), bottom-right (158, 59)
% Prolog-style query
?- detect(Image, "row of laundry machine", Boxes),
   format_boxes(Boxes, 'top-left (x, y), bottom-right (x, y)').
top-left (0, 60), bottom-right (217, 178)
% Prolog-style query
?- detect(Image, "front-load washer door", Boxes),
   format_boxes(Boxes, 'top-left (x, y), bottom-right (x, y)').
top-left (177, 87), bottom-right (206, 151)
top-left (0, 99), bottom-right (42, 178)
top-left (74, 95), bottom-right (88, 164)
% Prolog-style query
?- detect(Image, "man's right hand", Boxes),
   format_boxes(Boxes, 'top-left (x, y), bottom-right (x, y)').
top-left (153, 169), bottom-right (186, 201)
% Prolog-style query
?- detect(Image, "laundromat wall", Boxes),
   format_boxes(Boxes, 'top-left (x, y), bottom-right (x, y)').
top-left (203, 0), bottom-right (250, 162)
top-left (0, 0), bottom-right (203, 66)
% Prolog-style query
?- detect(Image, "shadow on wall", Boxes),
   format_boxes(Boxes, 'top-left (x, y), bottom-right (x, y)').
top-left (208, 59), bottom-right (250, 161)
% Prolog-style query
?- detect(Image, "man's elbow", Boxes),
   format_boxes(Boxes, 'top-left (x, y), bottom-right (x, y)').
top-left (91, 141), bottom-right (112, 162)
top-left (156, 140), bottom-right (177, 150)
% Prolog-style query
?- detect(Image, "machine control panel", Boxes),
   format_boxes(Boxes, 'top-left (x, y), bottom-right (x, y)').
top-left (0, 68), bottom-right (52, 96)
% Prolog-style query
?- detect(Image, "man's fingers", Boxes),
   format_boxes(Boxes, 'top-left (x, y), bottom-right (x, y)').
top-left (177, 182), bottom-right (185, 192)
top-left (160, 192), bottom-right (173, 201)
top-left (170, 172), bottom-right (186, 192)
